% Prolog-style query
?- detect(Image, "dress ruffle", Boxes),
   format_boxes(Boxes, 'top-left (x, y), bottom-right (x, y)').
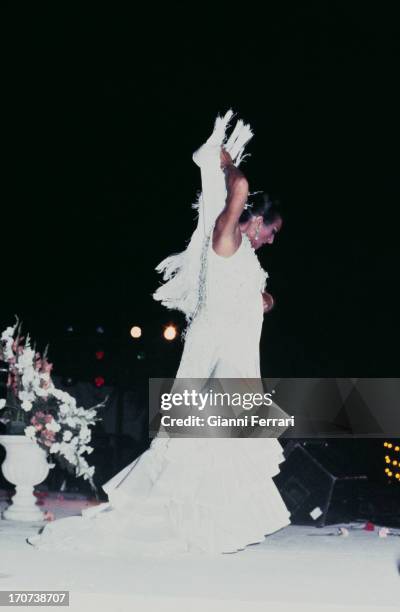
top-left (28, 437), bottom-right (290, 556)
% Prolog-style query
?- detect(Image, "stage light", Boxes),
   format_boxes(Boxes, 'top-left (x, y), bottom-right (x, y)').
top-left (163, 325), bottom-right (177, 341)
top-left (96, 326), bottom-right (104, 334)
top-left (94, 376), bottom-right (105, 388)
top-left (66, 325), bottom-right (74, 333)
top-left (130, 326), bottom-right (142, 339)
top-left (95, 350), bottom-right (105, 360)
top-left (383, 441), bottom-right (400, 483)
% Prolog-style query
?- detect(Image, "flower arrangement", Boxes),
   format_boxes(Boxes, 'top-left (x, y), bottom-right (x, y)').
top-left (0, 318), bottom-right (105, 492)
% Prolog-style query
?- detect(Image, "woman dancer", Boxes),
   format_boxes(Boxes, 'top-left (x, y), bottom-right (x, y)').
top-left (27, 111), bottom-right (291, 556)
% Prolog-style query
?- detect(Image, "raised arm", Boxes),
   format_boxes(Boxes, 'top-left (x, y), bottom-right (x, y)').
top-left (212, 149), bottom-right (249, 256)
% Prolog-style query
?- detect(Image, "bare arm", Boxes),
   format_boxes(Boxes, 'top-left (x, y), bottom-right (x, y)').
top-left (213, 149), bottom-right (249, 256)
top-left (262, 292), bottom-right (275, 313)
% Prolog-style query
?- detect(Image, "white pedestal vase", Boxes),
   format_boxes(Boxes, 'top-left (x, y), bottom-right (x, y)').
top-left (0, 435), bottom-right (50, 521)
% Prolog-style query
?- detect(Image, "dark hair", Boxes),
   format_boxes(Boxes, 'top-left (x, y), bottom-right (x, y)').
top-left (239, 192), bottom-right (282, 226)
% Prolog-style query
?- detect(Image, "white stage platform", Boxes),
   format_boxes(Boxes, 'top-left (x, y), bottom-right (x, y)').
top-left (0, 490), bottom-right (398, 612)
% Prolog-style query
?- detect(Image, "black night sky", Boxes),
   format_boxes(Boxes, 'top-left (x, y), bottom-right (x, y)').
top-left (4, 4), bottom-right (399, 384)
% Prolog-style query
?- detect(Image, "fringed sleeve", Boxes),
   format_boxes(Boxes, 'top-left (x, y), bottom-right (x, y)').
top-left (153, 110), bottom-right (254, 327)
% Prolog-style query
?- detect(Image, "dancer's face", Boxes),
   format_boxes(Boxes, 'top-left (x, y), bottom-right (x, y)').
top-left (248, 216), bottom-right (283, 250)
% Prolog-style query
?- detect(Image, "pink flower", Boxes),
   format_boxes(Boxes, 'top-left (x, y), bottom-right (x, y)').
top-left (41, 429), bottom-right (55, 441)
top-left (8, 372), bottom-right (18, 394)
top-left (43, 360), bottom-right (53, 373)
top-left (363, 522), bottom-right (375, 531)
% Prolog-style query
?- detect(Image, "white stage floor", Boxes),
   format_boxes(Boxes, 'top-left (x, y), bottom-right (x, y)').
top-left (0, 491), bottom-right (398, 612)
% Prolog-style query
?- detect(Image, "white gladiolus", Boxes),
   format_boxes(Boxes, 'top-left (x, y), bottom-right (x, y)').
top-left (21, 370), bottom-right (35, 386)
top-left (57, 390), bottom-right (73, 404)
top-left (77, 444), bottom-right (91, 455)
top-left (82, 466), bottom-right (95, 480)
top-left (1, 327), bottom-right (16, 360)
top-left (59, 405), bottom-right (70, 416)
top-left (57, 442), bottom-right (75, 461)
top-left (18, 347), bottom-right (35, 369)
top-left (66, 417), bottom-right (78, 428)
top-left (79, 426), bottom-right (90, 439)
top-left (63, 430), bottom-right (73, 442)
top-left (24, 425), bottom-right (36, 439)
top-left (77, 457), bottom-right (95, 479)
top-left (1, 331), bottom-right (14, 360)
top-left (1, 326), bottom-right (15, 341)
top-left (19, 390), bottom-right (35, 402)
top-left (21, 400), bottom-right (33, 412)
top-left (0, 399), bottom-right (6, 410)
top-left (46, 419), bottom-right (61, 432)
top-left (50, 388), bottom-right (66, 401)
top-left (34, 387), bottom-right (49, 397)
top-left (3, 344), bottom-right (14, 360)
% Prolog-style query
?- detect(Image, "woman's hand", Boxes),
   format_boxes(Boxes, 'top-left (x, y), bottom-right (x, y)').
top-left (220, 148), bottom-right (234, 170)
top-left (262, 292), bottom-right (275, 313)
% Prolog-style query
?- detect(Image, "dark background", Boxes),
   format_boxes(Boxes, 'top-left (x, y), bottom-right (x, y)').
top-left (2, 4), bottom-right (399, 496)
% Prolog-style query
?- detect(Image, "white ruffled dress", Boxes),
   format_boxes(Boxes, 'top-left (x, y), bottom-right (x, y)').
top-left (27, 228), bottom-right (291, 556)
